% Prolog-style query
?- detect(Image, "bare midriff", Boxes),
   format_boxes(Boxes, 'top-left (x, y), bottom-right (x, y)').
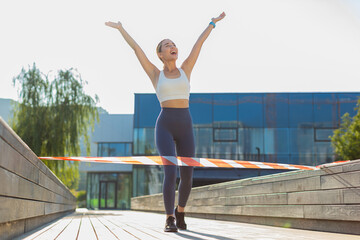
top-left (160, 99), bottom-right (189, 108)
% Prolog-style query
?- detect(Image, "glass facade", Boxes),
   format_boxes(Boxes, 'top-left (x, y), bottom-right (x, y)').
top-left (98, 142), bottom-right (132, 156)
top-left (87, 172), bottom-right (132, 210)
top-left (132, 92), bottom-right (360, 196)
top-left (86, 142), bottom-right (133, 209)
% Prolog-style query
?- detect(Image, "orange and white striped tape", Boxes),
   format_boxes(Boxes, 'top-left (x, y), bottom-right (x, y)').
top-left (39, 156), bottom-right (318, 170)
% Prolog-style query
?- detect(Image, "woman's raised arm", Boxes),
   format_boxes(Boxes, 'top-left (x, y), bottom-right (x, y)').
top-left (105, 21), bottom-right (159, 87)
top-left (181, 12), bottom-right (226, 79)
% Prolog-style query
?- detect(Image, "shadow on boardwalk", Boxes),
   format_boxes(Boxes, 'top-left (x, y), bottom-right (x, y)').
top-left (17, 209), bottom-right (359, 240)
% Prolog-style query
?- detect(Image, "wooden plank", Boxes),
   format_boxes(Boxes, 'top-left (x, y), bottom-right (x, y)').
top-left (0, 118), bottom-right (48, 175)
top-left (224, 193), bottom-right (288, 205)
top-left (96, 216), bottom-right (139, 240)
top-left (0, 196), bottom-right (45, 224)
top-left (44, 202), bottom-right (75, 215)
top-left (0, 120), bottom-right (75, 202)
top-left (342, 159), bottom-right (360, 173)
top-left (0, 165), bottom-right (74, 206)
top-left (15, 210), bottom-right (360, 239)
top-left (0, 138), bottom-right (39, 185)
top-left (17, 216), bottom-right (64, 240)
top-left (304, 205), bottom-right (360, 221)
top-left (0, 218), bottom-right (25, 240)
top-left (0, 157), bottom-right (73, 203)
top-left (30, 216), bottom-right (73, 240)
top-left (98, 214), bottom-right (159, 240)
top-left (88, 215), bottom-right (118, 240)
top-left (103, 213), bottom-right (186, 240)
top-left (288, 189), bottom-right (343, 205)
top-left (241, 205), bottom-right (304, 218)
top-left (343, 188), bottom-right (360, 204)
top-left (0, 167), bottom-right (57, 203)
top-left (38, 171), bottom-right (76, 204)
top-left (226, 183), bottom-right (273, 197)
top-left (321, 171), bottom-right (360, 190)
top-left (76, 214), bottom-right (98, 240)
top-left (56, 215), bottom-right (82, 240)
top-left (244, 169), bottom-right (326, 185)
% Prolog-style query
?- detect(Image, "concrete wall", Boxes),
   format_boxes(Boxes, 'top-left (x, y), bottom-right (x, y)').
top-left (131, 160), bottom-right (360, 235)
top-left (0, 118), bottom-right (76, 240)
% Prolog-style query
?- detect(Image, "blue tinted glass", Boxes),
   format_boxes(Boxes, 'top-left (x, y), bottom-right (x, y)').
top-left (213, 94), bottom-right (238, 127)
top-left (315, 141), bottom-right (334, 165)
top-left (315, 129), bottom-right (334, 142)
top-left (100, 173), bottom-right (117, 181)
top-left (314, 93), bottom-right (338, 128)
top-left (289, 128), bottom-right (314, 154)
top-left (98, 143), bottom-right (103, 156)
top-left (189, 94), bottom-right (213, 127)
top-left (98, 143), bottom-right (109, 157)
top-left (133, 128), bottom-right (156, 155)
top-left (194, 128), bottom-right (213, 157)
top-left (134, 94), bottom-right (161, 128)
top-left (107, 143), bottom-right (115, 156)
top-left (98, 143), bottom-right (132, 156)
top-left (238, 128), bottom-right (264, 155)
top-left (338, 93), bottom-right (360, 118)
top-left (264, 128), bottom-right (289, 154)
top-left (290, 154), bottom-right (314, 166)
top-left (125, 143), bottom-right (132, 156)
top-left (144, 128), bottom-right (157, 155)
top-left (264, 154), bottom-right (289, 164)
top-left (133, 128), bottom-right (139, 155)
top-left (132, 165), bottom-right (163, 197)
top-left (213, 142), bottom-right (238, 160)
top-left (289, 93), bottom-right (313, 128)
top-left (137, 128), bottom-right (146, 155)
top-left (264, 93), bottom-right (289, 128)
top-left (214, 128), bottom-right (237, 141)
top-left (108, 143), bottom-right (124, 156)
top-left (238, 93), bottom-right (264, 128)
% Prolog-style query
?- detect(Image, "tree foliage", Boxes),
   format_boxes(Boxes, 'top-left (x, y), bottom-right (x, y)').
top-left (330, 98), bottom-right (360, 161)
top-left (11, 63), bottom-right (99, 189)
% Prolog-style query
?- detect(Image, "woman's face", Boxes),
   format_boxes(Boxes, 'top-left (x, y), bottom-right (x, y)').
top-left (158, 39), bottom-right (178, 62)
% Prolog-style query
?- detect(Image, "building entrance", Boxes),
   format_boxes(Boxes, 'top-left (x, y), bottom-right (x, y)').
top-left (99, 181), bottom-right (117, 209)
top-left (87, 172), bottom-right (132, 210)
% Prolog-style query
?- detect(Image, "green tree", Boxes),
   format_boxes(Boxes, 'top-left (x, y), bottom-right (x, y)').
top-left (11, 63), bottom-right (99, 189)
top-left (330, 98), bottom-right (360, 161)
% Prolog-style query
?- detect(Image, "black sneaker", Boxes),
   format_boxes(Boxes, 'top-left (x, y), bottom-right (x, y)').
top-left (175, 207), bottom-right (187, 230)
top-left (164, 216), bottom-right (178, 232)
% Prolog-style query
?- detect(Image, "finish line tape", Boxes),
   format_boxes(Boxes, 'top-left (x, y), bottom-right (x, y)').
top-left (39, 156), bottom-right (319, 170)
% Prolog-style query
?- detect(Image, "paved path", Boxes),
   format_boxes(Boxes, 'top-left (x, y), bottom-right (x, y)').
top-left (17, 209), bottom-right (359, 240)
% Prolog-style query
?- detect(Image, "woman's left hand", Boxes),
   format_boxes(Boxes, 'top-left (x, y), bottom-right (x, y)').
top-left (212, 12), bottom-right (226, 23)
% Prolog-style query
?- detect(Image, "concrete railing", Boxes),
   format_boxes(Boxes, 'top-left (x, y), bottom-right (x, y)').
top-left (0, 118), bottom-right (76, 240)
top-left (132, 159), bottom-right (360, 235)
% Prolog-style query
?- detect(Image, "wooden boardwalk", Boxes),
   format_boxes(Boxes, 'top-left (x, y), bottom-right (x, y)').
top-left (17, 209), bottom-right (359, 240)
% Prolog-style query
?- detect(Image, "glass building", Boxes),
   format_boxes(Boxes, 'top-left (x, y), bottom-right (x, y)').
top-left (78, 92), bottom-right (360, 208)
top-left (132, 92), bottom-right (360, 196)
top-left (81, 114), bottom-right (134, 210)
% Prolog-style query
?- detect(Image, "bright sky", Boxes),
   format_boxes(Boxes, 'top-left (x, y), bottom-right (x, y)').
top-left (1, 0), bottom-right (360, 114)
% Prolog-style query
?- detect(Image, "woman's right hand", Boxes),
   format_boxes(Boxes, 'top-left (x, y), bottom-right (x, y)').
top-left (105, 21), bottom-right (122, 30)
top-left (211, 12), bottom-right (226, 24)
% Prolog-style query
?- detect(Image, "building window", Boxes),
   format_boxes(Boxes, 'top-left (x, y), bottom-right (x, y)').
top-left (97, 142), bottom-right (132, 157)
top-left (314, 128), bottom-right (334, 142)
top-left (213, 128), bottom-right (238, 142)
top-left (87, 172), bottom-right (132, 210)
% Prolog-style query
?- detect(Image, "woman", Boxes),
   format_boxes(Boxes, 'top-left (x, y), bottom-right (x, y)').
top-left (105, 12), bottom-right (226, 232)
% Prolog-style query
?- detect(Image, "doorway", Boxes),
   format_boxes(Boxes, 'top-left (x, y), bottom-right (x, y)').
top-left (99, 181), bottom-right (117, 209)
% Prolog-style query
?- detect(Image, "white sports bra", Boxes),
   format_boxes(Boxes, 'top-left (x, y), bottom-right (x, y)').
top-left (155, 68), bottom-right (190, 103)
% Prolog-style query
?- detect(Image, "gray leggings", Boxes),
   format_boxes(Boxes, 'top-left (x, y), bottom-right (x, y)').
top-left (155, 108), bottom-right (195, 215)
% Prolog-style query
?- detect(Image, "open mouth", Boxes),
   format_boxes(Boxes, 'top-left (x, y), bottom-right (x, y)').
top-left (171, 51), bottom-right (177, 55)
